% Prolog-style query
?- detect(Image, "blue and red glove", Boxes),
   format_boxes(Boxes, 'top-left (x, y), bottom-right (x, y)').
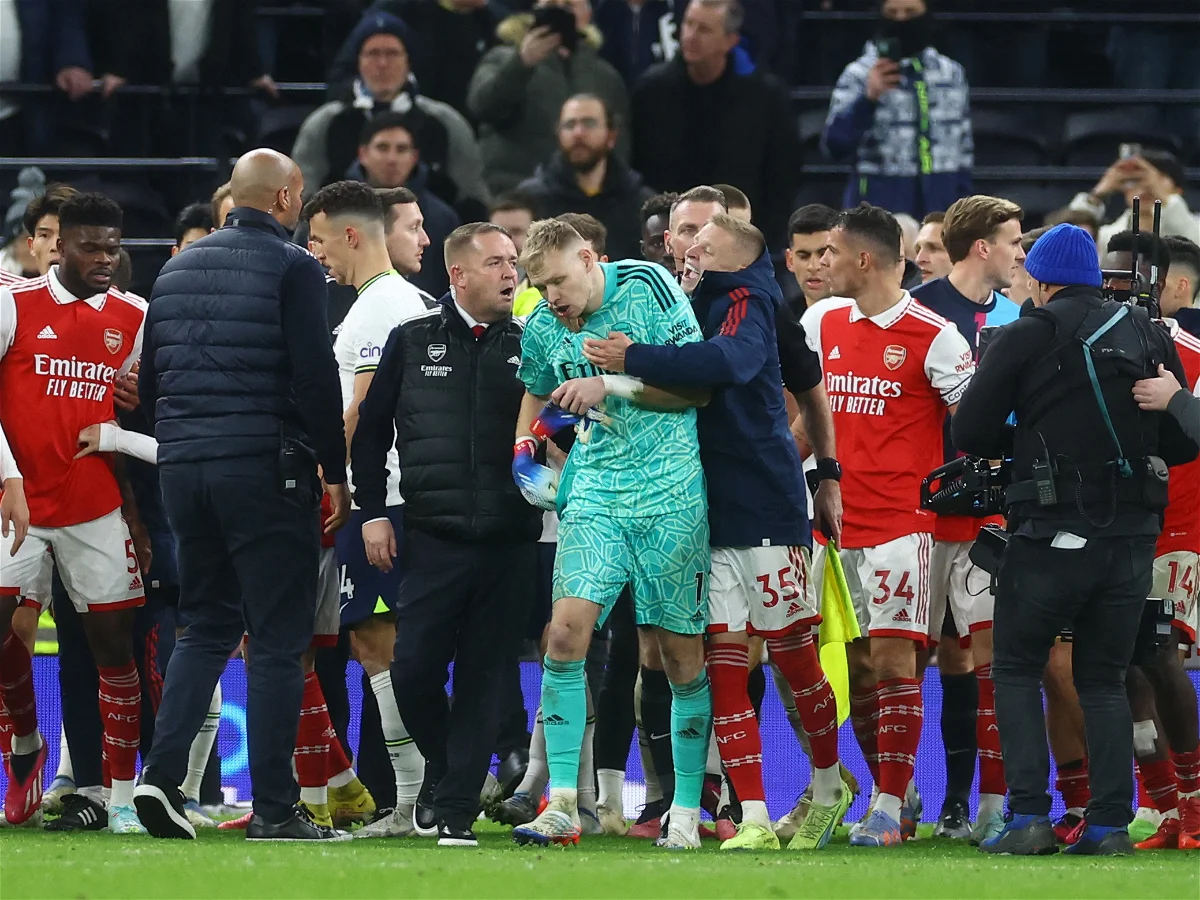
top-left (531, 402), bottom-right (607, 446)
top-left (512, 435), bottom-right (559, 511)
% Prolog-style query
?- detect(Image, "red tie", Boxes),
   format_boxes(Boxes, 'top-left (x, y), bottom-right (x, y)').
top-left (471, 325), bottom-right (485, 338)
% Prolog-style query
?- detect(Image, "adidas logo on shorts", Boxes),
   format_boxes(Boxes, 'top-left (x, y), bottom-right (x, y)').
top-left (544, 714), bottom-right (567, 726)
top-left (892, 608), bottom-right (910, 623)
top-left (128, 574), bottom-right (143, 591)
top-left (507, 355), bottom-right (521, 365)
top-left (786, 601), bottom-right (803, 618)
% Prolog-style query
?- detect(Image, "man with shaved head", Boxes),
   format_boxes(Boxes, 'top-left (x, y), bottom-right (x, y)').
top-left (134, 149), bottom-right (350, 842)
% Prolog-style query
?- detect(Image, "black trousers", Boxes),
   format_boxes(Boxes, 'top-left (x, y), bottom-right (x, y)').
top-left (992, 532), bottom-right (1156, 826)
top-left (149, 457), bottom-right (319, 824)
top-left (390, 529), bottom-right (535, 830)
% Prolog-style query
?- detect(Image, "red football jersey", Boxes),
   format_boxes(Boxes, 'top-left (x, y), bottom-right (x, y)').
top-left (1158, 320), bottom-right (1200, 556)
top-left (802, 294), bottom-right (975, 549)
top-left (0, 270), bottom-right (23, 286)
top-left (0, 268), bottom-right (145, 527)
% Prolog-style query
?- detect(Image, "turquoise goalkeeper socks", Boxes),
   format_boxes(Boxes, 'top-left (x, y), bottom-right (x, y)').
top-left (669, 671), bottom-right (712, 811)
top-left (541, 656), bottom-right (587, 791)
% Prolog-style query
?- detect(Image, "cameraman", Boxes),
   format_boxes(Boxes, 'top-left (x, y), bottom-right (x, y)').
top-left (952, 224), bottom-right (1199, 856)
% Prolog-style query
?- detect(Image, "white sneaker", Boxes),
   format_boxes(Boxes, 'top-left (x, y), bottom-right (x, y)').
top-left (774, 787), bottom-right (813, 843)
top-left (579, 807), bottom-right (604, 836)
top-left (108, 804), bottom-right (147, 834)
top-left (596, 802), bottom-right (628, 835)
top-left (655, 812), bottom-right (701, 850)
top-left (479, 772), bottom-right (504, 815)
top-left (848, 787), bottom-right (879, 840)
top-left (184, 800), bottom-right (217, 829)
top-left (42, 775), bottom-right (77, 814)
top-left (354, 807), bottom-right (416, 839)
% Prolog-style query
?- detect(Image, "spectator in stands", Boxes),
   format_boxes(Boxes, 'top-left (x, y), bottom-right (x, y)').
top-left (1067, 148), bottom-right (1200, 249)
top-left (293, 11), bottom-right (488, 216)
top-left (631, 0), bottom-right (797, 244)
top-left (211, 181), bottom-right (234, 229)
top-left (327, 0), bottom-right (505, 116)
top-left (1043, 207), bottom-right (1100, 243)
top-left (640, 191), bottom-right (677, 272)
top-left (348, 112), bottom-right (460, 296)
top-left (468, 0), bottom-right (633, 196)
top-left (914, 210), bottom-right (952, 283)
top-left (784, 203), bottom-right (837, 315)
top-left (99, 0), bottom-right (277, 99)
top-left (821, 0), bottom-right (972, 219)
top-left (0, 167), bottom-right (46, 277)
top-left (172, 203), bottom-right (214, 256)
top-left (489, 193), bottom-right (538, 258)
top-left (515, 94), bottom-right (652, 261)
top-left (468, 0), bottom-right (630, 195)
top-left (0, 0), bottom-right (96, 156)
top-left (1107, 18), bottom-right (1200, 142)
top-left (593, 0), bottom-right (678, 86)
top-left (98, 0), bottom-right (278, 158)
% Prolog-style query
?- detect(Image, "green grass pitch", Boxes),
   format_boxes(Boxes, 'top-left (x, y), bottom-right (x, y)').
top-left (1, 822), bottom-right (1196, 899)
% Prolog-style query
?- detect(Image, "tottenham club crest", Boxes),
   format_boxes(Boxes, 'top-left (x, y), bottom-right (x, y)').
top-left (883, 344), bottom-right (907, 371)
top-left (427, 343), bottom-right (447, 362)
top-left (103, 328), bottom-right (123, 354)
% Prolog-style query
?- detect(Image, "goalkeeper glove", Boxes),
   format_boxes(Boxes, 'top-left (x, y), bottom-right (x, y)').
top-left (512, 436), bottom-right (559, 511)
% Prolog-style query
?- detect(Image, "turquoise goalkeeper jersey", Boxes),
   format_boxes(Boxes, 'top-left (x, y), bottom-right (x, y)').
top-left (519, 261), bottom-right (706, 518)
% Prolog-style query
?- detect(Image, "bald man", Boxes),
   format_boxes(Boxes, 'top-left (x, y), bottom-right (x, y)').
top-left (133, 149), bottom-right (351, 842)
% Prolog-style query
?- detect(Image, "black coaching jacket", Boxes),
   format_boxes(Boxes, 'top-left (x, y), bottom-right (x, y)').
top-left (351, 296), bottom-right (541, 544)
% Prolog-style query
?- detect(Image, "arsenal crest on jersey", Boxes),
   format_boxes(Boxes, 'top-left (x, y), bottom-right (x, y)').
top-left (427, 343), bottom-right (447, 362)
top-left (883, 344), bottom-right (907, 371)
top-left (103, 328), bottom-right (123, 354)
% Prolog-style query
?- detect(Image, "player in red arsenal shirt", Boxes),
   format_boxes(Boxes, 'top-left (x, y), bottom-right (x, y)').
top-left (0, 194), bottom-right (148, 833)
top-left (801, 205), bottom-right (974, 847)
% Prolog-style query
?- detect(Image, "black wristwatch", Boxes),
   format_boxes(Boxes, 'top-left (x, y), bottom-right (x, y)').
top-left (813, 457), bottom-right (843, 483)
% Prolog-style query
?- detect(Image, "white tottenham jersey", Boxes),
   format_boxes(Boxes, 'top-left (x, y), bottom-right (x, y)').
top-left (334, 270), bottom-right (428, 506)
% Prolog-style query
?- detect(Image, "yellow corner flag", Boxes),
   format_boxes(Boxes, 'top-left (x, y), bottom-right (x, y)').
top-left (817, 542), bottom-right (860, 725)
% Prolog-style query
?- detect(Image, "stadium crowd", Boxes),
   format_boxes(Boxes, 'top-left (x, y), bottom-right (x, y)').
top-left (0, 0), bottom-right (1199, 860)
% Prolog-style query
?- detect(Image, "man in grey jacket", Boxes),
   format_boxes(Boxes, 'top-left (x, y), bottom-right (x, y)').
top-left (292, 11), bottom-right (489, 217)
top-left (467, 0), bottom-right (629, 195)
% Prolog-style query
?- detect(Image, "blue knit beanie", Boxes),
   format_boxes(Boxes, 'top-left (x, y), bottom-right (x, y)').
top-left (351, 11), bottom-right (412, 57)
top-left (1024, 223), bottom-right (1102, 288)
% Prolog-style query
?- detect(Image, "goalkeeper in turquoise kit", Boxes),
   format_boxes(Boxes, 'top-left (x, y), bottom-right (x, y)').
top-left (510, 219), bottom-right (713, 849)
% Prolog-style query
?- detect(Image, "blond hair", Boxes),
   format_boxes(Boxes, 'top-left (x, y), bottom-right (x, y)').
top-left (942, 195), bottom-right (1024, 264)
top-left (519, 218), bottom-right (585, 278)
top-left (709, 212), bottom-right (765, 260)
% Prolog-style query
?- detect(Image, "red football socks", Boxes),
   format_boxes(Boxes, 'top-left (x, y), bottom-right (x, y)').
top-left (706, 642), bottom-right (765, 802)
top-left (767, 631), bottom-right (839, 769)
top-left (975, 663), bottom-right (1006, 795)
top-left (97, 662), bottom-right (141, 782)
top-left (876, 677), bottom-right (923, 801)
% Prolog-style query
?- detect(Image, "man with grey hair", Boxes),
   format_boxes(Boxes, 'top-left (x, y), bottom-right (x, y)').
top-left (632, 0), bottom-right (797, 244)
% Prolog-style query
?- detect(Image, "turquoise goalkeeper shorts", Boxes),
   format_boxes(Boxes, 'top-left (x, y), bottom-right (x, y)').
top-left (553, 502), bottom-right (710, 635)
